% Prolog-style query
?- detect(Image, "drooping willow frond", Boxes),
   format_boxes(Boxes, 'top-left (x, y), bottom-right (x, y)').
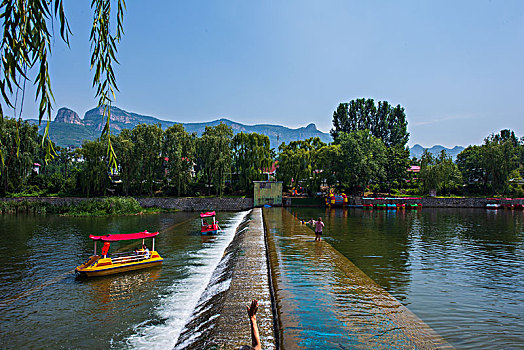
top-left (0, 0), bottom-right (125, 176)
top-left (90, 0), bottom-right (126, 175)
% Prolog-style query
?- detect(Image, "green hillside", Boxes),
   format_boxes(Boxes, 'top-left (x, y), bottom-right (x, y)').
top-left (46, 123), bottom-right (97, 147)
top-left (36, 106), bottom-right (333, 149)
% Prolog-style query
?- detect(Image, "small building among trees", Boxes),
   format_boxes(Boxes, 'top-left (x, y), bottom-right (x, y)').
top-left (253, 181), bottom-right (283, 207)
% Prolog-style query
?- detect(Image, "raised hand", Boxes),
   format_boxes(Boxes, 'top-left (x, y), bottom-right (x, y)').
top-left (247, 299), bottom-right (258, 319)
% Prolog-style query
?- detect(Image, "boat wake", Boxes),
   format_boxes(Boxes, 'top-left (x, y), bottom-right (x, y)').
top-left (120, 210), bottom-right (250, 350)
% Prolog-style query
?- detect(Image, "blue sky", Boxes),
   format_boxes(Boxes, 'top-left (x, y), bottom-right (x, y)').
top-left (8, 0), bottom-right (524, 147)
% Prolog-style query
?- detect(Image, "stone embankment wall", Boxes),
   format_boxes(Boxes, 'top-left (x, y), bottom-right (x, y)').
top-left (0, 196), bottom-right (512, 209)
top-left (135, 197), bottom-right (253, 211)
top-left (290, 196), bottom-right (500, 208)
top-left (0, 197), bottom-right (253, 211)
top-left (417, 197), bottom-right (493, 208)
top-left (0, 197), bottom-right (87, 206)
top-left (353, 197), bottom-right (498, 208)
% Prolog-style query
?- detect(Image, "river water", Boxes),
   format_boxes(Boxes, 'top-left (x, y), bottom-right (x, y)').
top-left (0, 211), bottom-right (249, 349)
top-left (288, 207), bottom-right (524, 349)
top-left (0, 208), bottom-right (522, 349)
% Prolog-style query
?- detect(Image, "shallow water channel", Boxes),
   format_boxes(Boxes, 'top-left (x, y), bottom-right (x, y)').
top-left (0, 208), bottom-right (522, 349)
top-left (287, 207), bottom-right (524, 349)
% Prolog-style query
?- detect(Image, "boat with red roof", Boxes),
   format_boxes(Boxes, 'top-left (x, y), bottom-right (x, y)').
top-left (75, 231), bottom-right (163, 277)
top-left (201, 211), bottom-right (220, 235)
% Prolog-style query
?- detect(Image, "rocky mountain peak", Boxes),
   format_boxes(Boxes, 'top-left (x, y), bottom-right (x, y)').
top-left (54, 107), bottom-right (83, 125)
top-left (305, 123), bottom-right (317, 130)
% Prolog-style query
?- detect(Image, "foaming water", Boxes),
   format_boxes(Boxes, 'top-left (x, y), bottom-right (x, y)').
top-left (121, 211), bottom-right (249, 349)
top-left (173, 222), bottom-right (252, 349)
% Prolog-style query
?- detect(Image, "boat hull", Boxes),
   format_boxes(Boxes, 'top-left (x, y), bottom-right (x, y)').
top-left (201, 223), bottom-right (219, 235)
top-left (201, 229), bottom-right (218, 235)
top-left (76, 254), bottom-right (163, 277)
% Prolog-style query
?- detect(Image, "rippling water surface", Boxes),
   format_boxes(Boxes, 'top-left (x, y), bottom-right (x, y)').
top-left (289, 207), bottom-right (524, 349)
top-left (0, 211), bottom-right (246, 349)
top-left (1, 208), bottom-right (522, 349)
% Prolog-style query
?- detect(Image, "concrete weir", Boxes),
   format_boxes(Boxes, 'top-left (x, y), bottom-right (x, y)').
top-left (174, 207), bottom-right (452, 349)
top-left (211, 208), bottom-right (276, 348)
top-left (174, 208), bottom-right (276, 349)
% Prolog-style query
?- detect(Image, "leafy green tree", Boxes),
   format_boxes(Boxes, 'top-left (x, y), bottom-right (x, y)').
top-left (277, 141), bottom-right (309, 191)
top-left (196, 123), bottom-right (233, 196)
top-left (336, 130), bottom-right (386, 194)
top-left (457, 129), bottom-right (522, 194)
top-left (78, 138), bottom-right (110, 197)
top-left (386, 104), bottom-right (410, 148)
top-left (36, 145), bottom-right (81, 195)
top-left (482, 130), bottom-right (521, 194)
top-left (130, 124), bottom-right (164, 195)
top-left (277, 137), bottom-right (326, 193)
top-left (232, 132), bottom-right (272, 194)
top-left (113, 130), bottom-right (135, 195)
top-left (419, 150), bottom-right (461, 195)
top-left (331, 98), bottom-right (410, 193)
top-left (307, 138), bottom-right (330, 193)
top-left (331, 98), bottom-right (409, 147)
top-left (437, 151), bottom-right (462, 195)
top-left (456, 145), bottom-right (485, 187)
top-left (0, 117), bottom-right (39, 195)
top-left (163, 124), bottom-right (196, 196)
top-left (315, 144), bottom-right (341, 189)
top-left (383, 146), bottom-right (411, 193)
top-left (418, 151), bottom-right (439, 195)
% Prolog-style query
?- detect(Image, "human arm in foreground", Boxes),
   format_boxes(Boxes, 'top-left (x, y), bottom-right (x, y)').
top-left (247, 299), bottom-right (261, 350)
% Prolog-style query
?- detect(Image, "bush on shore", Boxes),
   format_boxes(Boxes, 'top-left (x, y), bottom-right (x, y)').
top-left (0, 197), bottom-right (147, 216)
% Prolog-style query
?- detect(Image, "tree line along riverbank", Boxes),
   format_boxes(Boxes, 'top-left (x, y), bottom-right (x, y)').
top-left (2, 98), bottom-right (522, 199)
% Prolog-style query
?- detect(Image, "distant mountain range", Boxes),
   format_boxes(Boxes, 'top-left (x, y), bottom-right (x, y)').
top-left (27, 106), bottom-right (465, 158)
top-left (27, 106), bottom-right (332, 149)
top-left (409, 144), bottom-right (465, 160)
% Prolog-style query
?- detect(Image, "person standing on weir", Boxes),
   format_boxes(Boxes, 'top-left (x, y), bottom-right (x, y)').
top-left (311, 217), bottom-right (324, 241)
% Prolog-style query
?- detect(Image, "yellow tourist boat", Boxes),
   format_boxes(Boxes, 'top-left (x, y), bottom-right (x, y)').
top-left (75, 231), bottom-right (163, 277)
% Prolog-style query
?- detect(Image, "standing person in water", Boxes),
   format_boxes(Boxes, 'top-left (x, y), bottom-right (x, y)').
top-left (312, 216), bottom-right (324, 241)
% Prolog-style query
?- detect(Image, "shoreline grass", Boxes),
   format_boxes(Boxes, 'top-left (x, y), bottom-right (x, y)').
top-left (0, 197), bottom-right (173, 216)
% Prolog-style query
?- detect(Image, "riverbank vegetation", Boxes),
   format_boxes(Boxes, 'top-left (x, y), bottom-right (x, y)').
top-left (0, 118), bottom-right (273, 197)
top-left (1, 98), bottom-right (523, 199)
top-left (0, 197), bottom-right (160, 216)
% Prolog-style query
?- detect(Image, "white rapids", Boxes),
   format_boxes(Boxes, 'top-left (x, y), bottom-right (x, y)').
top-left (121, 210), bottom-right (250, 350)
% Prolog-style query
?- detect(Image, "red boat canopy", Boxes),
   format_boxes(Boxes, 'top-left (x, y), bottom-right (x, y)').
top-left (89, 231), bottom-right (159, 242)
top-left (200, 211), bottom-right (216, 218)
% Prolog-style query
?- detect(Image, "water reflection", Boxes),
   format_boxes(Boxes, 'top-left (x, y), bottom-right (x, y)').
top-left (84, 268), bottom-right (161, 305)
top-left (200, 235), bottom-right (217, 244)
